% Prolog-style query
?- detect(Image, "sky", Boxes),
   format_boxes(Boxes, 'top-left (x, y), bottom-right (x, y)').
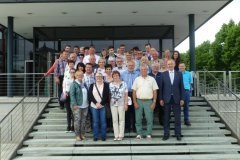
top-left (175, 0), bottom-right (240, 53)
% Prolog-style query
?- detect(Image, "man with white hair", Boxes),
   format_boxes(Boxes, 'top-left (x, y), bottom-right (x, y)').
top-left (113, 56), bottom-right (127, 75)
top-left (149, 62), bottom-right (163, 125)
top-left (83, 46), bottom-right (100, 64)
top-left (132, 64), bottom-right (158, 139)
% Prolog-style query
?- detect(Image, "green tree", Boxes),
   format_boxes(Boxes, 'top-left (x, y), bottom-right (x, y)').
top-left (180, 20), bottom-right (240, 71)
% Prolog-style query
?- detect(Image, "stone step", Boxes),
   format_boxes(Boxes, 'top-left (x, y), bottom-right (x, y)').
top-left (17, 145), bottom-right (240, 156)
top-left (28, 129), bottom-right (230, 138)
top-left (38, 117), bottom-right (221, 125)
top-left (23, 137), bottom-right (237, 147)
top-left (46, 101), bottom-right (208, 108)
top-left (41, 111), bottom-right (216, 119)
top-left (13, 154), bottom-right (240, 160)
top-left (190, 96), bottom-right (205, 101)
top-left (33, 123), bottom-right (226, 131)
top-left (44, 106), bottom-right (212, 113)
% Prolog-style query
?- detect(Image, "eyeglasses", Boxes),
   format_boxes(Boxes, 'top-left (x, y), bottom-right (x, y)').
top-left (70, 72), bottom-right (75, 73)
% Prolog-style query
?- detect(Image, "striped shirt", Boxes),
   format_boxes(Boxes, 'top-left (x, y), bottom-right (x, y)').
top-left (54, 59), bottom-right (68, 77)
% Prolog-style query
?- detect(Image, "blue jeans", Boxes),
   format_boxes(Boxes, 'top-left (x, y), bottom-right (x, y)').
top-left (183, 90), bottom-right (191, 122)
top-left (90, 107), bottom-right (107, 139)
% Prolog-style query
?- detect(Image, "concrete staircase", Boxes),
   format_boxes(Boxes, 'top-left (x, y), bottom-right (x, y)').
top-left (13, 97), bottom-right (240, 160)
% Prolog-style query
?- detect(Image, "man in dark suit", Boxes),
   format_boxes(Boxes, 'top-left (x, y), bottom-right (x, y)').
top-left (159, 59), bottom-right (185, 141)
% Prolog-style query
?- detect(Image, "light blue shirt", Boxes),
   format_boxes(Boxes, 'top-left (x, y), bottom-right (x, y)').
top-left (182, 70), bottom-right (193, 90)
top-left (121, 70), bottom-right (140, 92)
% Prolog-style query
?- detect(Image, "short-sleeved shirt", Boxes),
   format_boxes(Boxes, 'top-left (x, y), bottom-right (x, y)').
top-left (182, 70), bottom-right (193, 90)
top-left (132, 75), bottom-right (159, 99)
top-left (109, 81), bottom-right (128, 107)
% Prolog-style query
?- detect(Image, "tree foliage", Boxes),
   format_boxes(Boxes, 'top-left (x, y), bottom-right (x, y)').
top-left (180, 20), bottom-right (240, 71)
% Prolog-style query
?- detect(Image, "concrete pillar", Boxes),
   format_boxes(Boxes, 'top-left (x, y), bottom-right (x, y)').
top-left (189, 14), bottom-right (196, 72)
top-left (7, 16), bottom-right (14, 97)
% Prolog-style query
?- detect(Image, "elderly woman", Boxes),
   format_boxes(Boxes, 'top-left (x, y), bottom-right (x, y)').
top-left (109, 71), bottom-right (128, 141)
top-left (159, 59), bottom-right (167, 73)
top-left (94, 58), bottom-right (106, 76)
top-left (89, 73), bottom-right (110, 141)
top-left (69, 70), bottom-right (89, 141)
top-left (108, 56), bottom-right (116, 68)
top-left (140, 56), bottom-right (151, 73)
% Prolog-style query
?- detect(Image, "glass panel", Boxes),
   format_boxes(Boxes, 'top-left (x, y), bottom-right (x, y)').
top-left (148, 39), bottom-right (160, 51)
top-left (92, 40), bottom-right (113, 53)
top-left (13, 60), bottom-right (24, 72)
top-left (61, 41), bottom-right (91, 51)
top-left (162, 39), bottom-right (173, 52)
top-left (114, 40), bottom-right (148, 51)
top-left (25, 40), bottom-right (33, 60)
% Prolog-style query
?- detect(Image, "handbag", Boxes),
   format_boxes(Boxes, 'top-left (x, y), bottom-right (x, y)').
top-left (60, 92), bottom-right (67, 103)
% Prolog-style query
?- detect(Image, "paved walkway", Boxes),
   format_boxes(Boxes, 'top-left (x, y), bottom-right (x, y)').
top-left (0, 97), bottom-right (22, 121)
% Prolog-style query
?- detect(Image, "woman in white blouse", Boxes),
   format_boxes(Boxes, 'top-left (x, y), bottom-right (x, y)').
top-left (109, 70), bottom-right (128, 141)
top-left (62, 68), bottom-right (75, 132)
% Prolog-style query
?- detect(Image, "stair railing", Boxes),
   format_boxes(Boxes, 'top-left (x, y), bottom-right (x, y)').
top-left (0, 74), bottom-right (53, 160)
top-left (196, 69), bottom-right (240, 141)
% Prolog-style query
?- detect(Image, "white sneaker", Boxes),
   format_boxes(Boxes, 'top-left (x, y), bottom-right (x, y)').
top-left (117, 137), bottom-right (123, 141)
top-left (136, 135), bottom-right (142, 139)
top-left (114, 138), bottom-right (118, 141)
top-left (146, 135), bottom-right (152, 139)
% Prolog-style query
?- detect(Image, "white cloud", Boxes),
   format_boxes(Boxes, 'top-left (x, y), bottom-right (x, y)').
top-left (175, 0), bottom-right (240, 53)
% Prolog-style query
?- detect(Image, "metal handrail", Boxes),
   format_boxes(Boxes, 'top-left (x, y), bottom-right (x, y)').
top-left (203, 69), bottom-right (240, 100)
top-left (0, 74), bottom-right (52, 160)
top-left (197, 69), bottom-right (240, 141)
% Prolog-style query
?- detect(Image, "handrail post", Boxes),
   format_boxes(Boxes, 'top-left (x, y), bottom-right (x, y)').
top-left (204, 71), bottom-right (206, 96)
top-left (0, 127), bottom-right (1, 160)
top-left (37, 82), bottom-right (40, 114)
top-left (229, 71), bottom-right (232, 97)
top-left (196, 72), bottom-right (200, 96)
top-left (10, 115), bottom-right (12, 141)
top-left (223, 71), bottom-right (227, 96)
top-left (22, 100), bottom-right (25, 138)
top-left (217, 82), bottom-right (220, 112)
top-left (236, 98), bottom-right (239, 138)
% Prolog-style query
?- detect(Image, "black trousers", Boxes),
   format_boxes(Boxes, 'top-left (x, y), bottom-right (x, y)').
top-left (163, 96), bottom-right (181, 136)
top-left (125, 92), bottom-right (136, 132)
top-left (57, 76), bottom-right (64, 107)
top-left (65, 95), bottom-right (74, 128)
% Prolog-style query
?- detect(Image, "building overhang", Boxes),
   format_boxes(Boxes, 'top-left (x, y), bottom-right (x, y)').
top-left (0, 0), bottom-right (232, 46)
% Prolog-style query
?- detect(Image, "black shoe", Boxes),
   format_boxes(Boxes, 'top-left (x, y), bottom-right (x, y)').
top-left (102, 138), bottom-right (106, 141)
top-left (65, 126), bottom-right (71, 133)
top-left (176, 135), bottom-right (182, 141)
top-left (132, 128), bottom-right (136, 133)
top-left (162, 135), bottom-right (169, 141)
top-left (184, 121), bottom-right (191, 126)
top-left (71, 126), bottom-right (74, 132)
top-left (93, 138), bottom-right (98, 141)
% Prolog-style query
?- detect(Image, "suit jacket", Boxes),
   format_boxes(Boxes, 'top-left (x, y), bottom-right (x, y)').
top-left (159, 70), bottom-right (185, 104)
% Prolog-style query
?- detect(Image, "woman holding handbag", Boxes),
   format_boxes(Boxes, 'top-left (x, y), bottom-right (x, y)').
top-left (89, 73), bottom-right (110, 141)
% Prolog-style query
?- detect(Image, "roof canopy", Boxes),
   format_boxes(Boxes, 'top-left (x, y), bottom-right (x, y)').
top-left (0, 0), bottom-right (231, 45)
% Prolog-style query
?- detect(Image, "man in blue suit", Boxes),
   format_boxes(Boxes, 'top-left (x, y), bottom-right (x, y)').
top-left (159, 59), bottom-right (185, 141)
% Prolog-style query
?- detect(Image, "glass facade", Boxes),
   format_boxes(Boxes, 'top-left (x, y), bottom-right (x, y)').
top-left (0, 26), bottom-right (33, 73)
top-left (34, 26), bottom-right (174, 72)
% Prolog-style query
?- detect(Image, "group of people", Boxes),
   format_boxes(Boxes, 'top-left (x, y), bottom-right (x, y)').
top-left (51, 43), bottom-right (193, 142)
